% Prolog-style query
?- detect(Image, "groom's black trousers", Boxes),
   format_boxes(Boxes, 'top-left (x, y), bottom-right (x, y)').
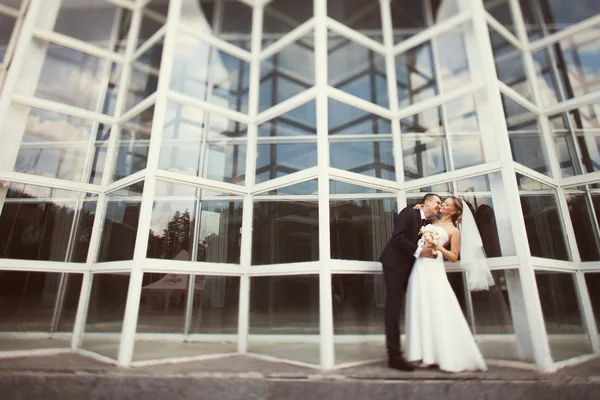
top-left (382, 265), bottom-right (411, 359)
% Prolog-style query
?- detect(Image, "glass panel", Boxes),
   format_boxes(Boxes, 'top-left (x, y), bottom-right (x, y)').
top-left (330, 199), bottom-right (396, 261)
top-left (257, 180), bottom-right (319, 196)
top-left (568, 104), bottom-right (600, 175)
top-left (584, 272), bottom-right (600, 331)
top-left (262, 0), bottom-right (314, 47)
top-left (484, 0), bottom-right (516, 34)
top-left (489, 27), bottom-right (532, 101)
top-left (98, 184), bottom-right (143, 262)
top-left (125, 37), bottom-right (163, 112)
top-left (171, 32), bottom-right (250, 114)
top-left (0, 1), bottom-right (22, 9)
top-left (520, 0), bottom-right (600, 36)
top-left (536, 271), bottom-right (593, 362)
top-left (82, 273), bottom-right (130, 359)
top-left (502, 93), bottom-right (551, 176)
top-left (390, 0), bottom-right (426, 42)
top-left (333, 273), bottom-right (384, 334)
top-left (330, 141), bottom-right (395, 181)
top-left (256, 143), bottom-right (317, 184)
top-left (147, 197), bottom-right (243, 264)
top-left (565, 191), bottom-right (600, 261)
top-left (517, 174), bottom-right (569, 260)
top-left (11, 105), bottom-right (109, 183)
top-left (249, 275), bottom-right (319, 333)
top-left (0, 271), bottom-right (81, 334)
top-left (531, 48), bottom-right (564, 107)
top-left (16, 39), bottom-right (111, 111)
top-left (252, 201), bottom-right (319, 265)
top-left (49, 0), bottom-right (131, 51)
top-left (0, 184), bottom-right (95, 262)
top-left (113, 106), bottom-right (154, 182)
top-left (183, 0), bottom-right (252, 49)
top-left (0, 14), bottom-right (16, 64)
top-left (259, 35), bottom-right (314, 112)
top-left (159, 102), bottom-right (247, 185)
top-left (330, 180), bottom-right (386, 195)
top-left (549, 113), bottom-right (579, 177)
top-left (472, 270), bottom-right (514, 333)
top-left (258, 101), bottom-right (317, 137)
top-left (329, 99), bottom-right (391, 136)
top-left (328, 0), bottom-right (383, 42)
top-left (191, 275), bottom-right (239, 334)
top-left (328, 36), bottom-right (387, 107)
top-left (138, 5), bottom-right (166, 47)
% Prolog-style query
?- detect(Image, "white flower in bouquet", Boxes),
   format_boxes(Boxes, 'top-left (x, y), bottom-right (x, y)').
top-left (419, 224), bottom-right (441, 258)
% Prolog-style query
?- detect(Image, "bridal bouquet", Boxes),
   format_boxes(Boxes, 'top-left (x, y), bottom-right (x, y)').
top-left (419, 225), bottom-right (441, 258)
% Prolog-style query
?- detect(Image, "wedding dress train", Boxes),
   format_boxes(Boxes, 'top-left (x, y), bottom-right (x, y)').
top-left (405, 224), bottom-right (487, 372)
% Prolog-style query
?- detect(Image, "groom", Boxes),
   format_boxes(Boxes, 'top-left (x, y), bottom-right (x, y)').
top-left (379, 193), bottom-right (442, 371)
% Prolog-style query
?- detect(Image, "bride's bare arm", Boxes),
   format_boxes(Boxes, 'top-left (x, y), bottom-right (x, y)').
top-left (435, 229), bottom-right (460, 262)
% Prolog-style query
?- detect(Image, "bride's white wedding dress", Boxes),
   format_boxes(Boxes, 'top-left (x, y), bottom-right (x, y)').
top-left (405, 224), bottom-right (487, 372)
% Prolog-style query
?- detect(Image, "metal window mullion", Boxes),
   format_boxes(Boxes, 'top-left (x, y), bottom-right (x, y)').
top-left (575, 271), bottom-right (600, 352)
top-left (314, 0), bottom-right (334, 369)
top-left (471, 0), bottom-right (555, 372)
top-left (237, 0), bottom-right (263, 354)
top-left (380, 0), bottom-right (404, 189)
top-left (117, 0), bottom-right (183, 367)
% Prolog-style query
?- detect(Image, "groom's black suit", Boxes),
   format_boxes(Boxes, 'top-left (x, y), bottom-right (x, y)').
top-left (379, 207), bottom-right (423, 360)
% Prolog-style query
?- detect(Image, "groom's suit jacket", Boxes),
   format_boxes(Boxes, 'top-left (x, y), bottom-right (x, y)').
top-left (379, 207), bottom-right (422, 273)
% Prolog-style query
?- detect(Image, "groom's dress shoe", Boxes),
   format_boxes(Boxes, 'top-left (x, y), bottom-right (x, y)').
top-left (388, 358), bottom-right (415, 372)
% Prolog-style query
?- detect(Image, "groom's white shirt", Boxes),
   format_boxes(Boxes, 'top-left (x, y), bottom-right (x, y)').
top-left (413, 209), bottom-right (426, 258)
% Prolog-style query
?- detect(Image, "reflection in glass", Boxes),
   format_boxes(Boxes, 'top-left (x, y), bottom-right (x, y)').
top-left (256, 143), bottom-right (317, 184)
top-left (10, 105), bottom-right (109, 183)
top-left (489, 27), bottom-right (532, 100)
top-left (520, 0), bottom-right (600, 37)
top-left (472, 270), bottom-right (514, 334)
top-left (532, 30), bottom-right (600, 106)
top-left (260, 36), bottom-right (314, 112)
top-left (402, 137), bottom-right (446, 181)
top-left (262, 0), bottom-right (314, 47)
top-left (183, 0), bottom-right (252, 49)
top-left (391, 0), bottom-right (426, 42)
top-left (584, 272), bottom-right (600, 331)
top-left (330, 199), bottom-right (396, 261)
top-left (550, 104), bottom-right (600, 177)
top-left (517, 175), bottom-right (569, 260)
top-left (0, 271), bottom-right (82, 333)
top-left (333, 274), bottom-right (383, 335)
top-left (84, 273), bottom-right (130, 334)
top-left (16, 39), bottom-right (109, 111)
top-left (0, 14), bottom-right (16, 64)
top-left (98, 184), bottom-right (143, 262)
top-left (565, 191), bottom-right (600, 261)
top-left (328, 0), bottom-right (382, 41)
top-left (249, 275), bottom-right (319, 334)
top-left (258, 101), bottom-right (316, 137)
top-left (328, 36), bottom-right (387, 108)
top-left (535, 271), bottom-right (593, 362)
top-left (49, 0), bottom-right (131, 51)
top-left (330, 180), bottom-right (385, 195)
top-left (114, 106), bottom-right (154, 182)
top-left (330, 141), bottom-right (395, 181)
top-left (126, 38), bottom-right (163, 111)
top-left (0, 185), bottom-right (95, 262)
top-left (252, 201), bottom-right (319, 265)
top-left (138, 5), bottom-right (166, 47)
top-left (329, 99), bottom-right (391, 135)
top-left (502, 94), bottom-right (551, 176)
top-left (484, 0), bottom-right (516, 35)
top-left (159, 102), bottom-right (247, 184)
top-left (147, 196), bottom-right (243, 264)
top-left (171, 33), bottom-right (250, 114)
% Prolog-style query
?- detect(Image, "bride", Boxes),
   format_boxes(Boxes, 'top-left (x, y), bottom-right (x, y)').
top-left (407, 196), bottom-right (494, 372)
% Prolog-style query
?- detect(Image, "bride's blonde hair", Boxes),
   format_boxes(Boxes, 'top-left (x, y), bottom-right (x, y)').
top-left (447, 196), bottom-right (463, 226)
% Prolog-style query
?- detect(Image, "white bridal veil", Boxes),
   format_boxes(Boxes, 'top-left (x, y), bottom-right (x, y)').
top-left (459, 201), bottom-right (495, 291)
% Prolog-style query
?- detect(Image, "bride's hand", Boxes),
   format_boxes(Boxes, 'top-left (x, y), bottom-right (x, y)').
top-left (413, 203), bottom-right (423, 210)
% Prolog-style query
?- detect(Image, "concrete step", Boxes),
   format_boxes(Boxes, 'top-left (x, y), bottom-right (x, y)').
top-left (1, 354), bottom-right (599, 400)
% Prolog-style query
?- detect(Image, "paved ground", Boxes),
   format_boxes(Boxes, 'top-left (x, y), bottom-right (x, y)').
top-left (0, 353), bottom-right (599, 399)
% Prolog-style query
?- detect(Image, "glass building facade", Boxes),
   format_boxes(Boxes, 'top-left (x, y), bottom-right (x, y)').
top-left (0, 0), bottom-right (599, 371)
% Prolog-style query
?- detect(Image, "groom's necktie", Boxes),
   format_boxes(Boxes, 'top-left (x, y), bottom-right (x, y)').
top-left (421, 219), bottom-right (427, 227)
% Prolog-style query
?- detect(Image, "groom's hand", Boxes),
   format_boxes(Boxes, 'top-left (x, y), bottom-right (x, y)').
top-left (420, 246), bottom-right (435, 258)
